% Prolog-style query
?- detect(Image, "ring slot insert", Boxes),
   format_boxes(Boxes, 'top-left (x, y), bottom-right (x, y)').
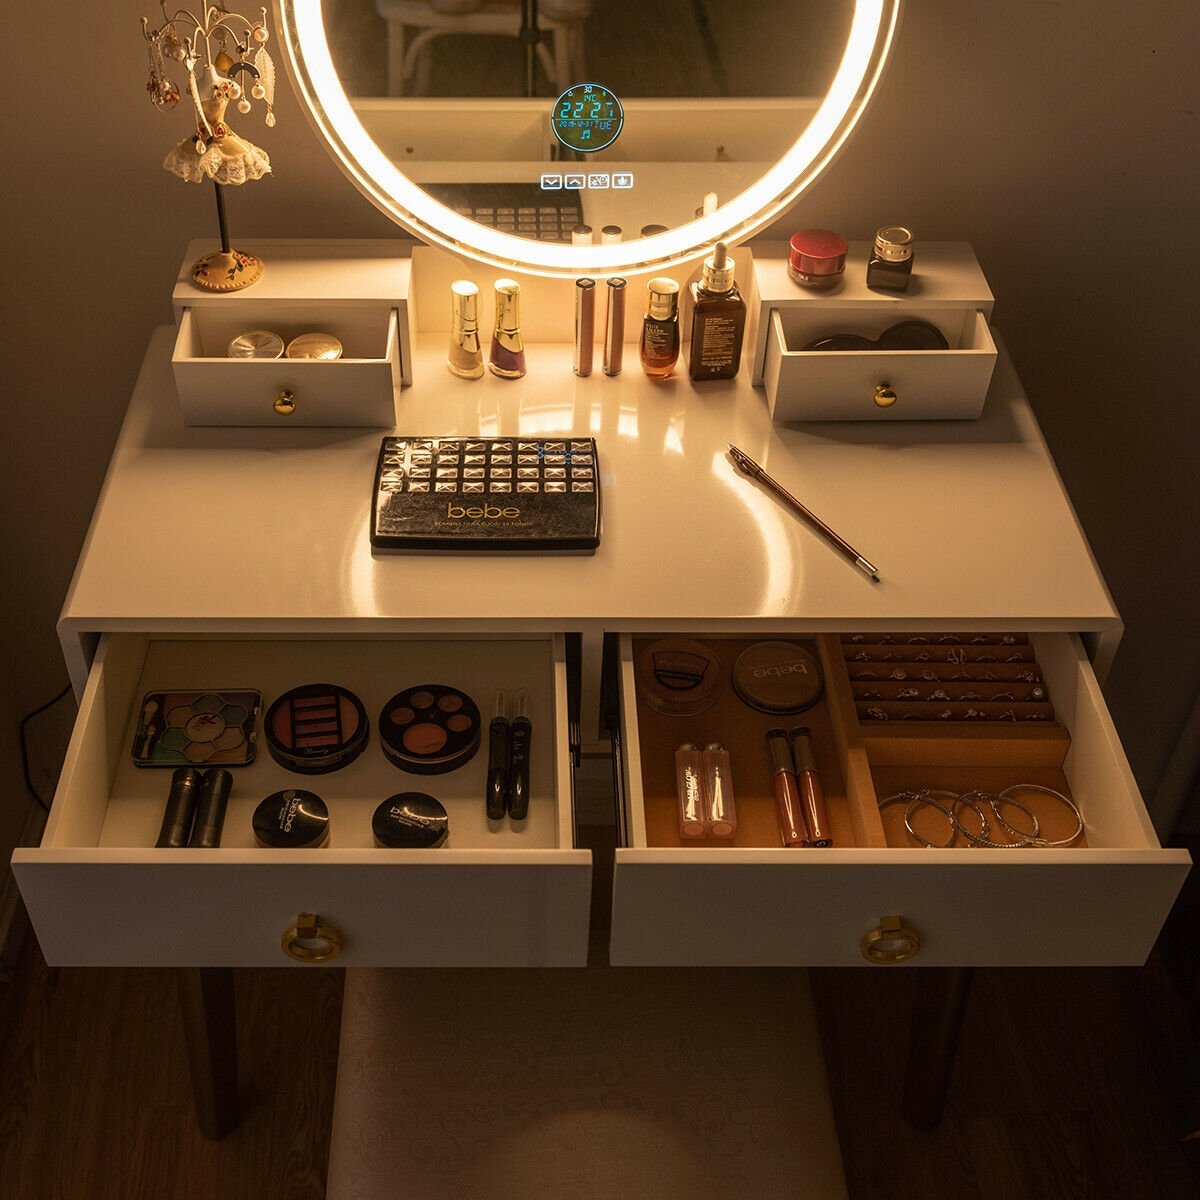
top-left (628, 633), bottom-right (1092, 852)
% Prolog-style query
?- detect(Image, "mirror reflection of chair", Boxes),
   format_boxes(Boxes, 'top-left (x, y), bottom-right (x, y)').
top-left (374, 0), bottom-right (591, 96)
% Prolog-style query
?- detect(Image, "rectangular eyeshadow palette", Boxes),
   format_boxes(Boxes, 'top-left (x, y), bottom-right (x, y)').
top-left (370, 436), bottom-right (601, 554)
top-left (131, 689), bottom-right (260, 767)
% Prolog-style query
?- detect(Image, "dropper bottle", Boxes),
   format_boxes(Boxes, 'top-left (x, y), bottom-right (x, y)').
top-left (686, 241), bottom-right (747, 382)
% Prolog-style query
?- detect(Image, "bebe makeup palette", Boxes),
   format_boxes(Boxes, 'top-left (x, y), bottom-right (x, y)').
top-left (379, 684), bottom-right (482, 775)
top-left (264, 683), bottom-right (369, 774)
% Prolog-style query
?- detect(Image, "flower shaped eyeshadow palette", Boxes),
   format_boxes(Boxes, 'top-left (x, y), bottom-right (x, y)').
top-left (131, 690), bottom-right (260, 767)
top-left (370, 437), bottom-right (601, 554)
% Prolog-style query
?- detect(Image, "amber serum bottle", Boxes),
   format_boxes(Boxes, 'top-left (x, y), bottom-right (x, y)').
top-left (687, 242), bottom-right (746, 381)
top-left (640, 277), bottom-right (680, 380)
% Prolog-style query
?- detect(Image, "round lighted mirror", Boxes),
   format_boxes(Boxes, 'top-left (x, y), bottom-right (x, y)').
top-left (279, 0), bottom-right (901, 277)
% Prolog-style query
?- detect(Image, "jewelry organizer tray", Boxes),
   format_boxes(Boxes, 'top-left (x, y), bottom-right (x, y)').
top-left (629, 633), bottom-right (1087, 852)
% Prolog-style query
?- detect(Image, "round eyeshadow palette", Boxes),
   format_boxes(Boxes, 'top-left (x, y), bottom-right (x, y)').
top-left (264, 683), bottom-right (369, 775)
top-left (379, 684), bottom-right (482, 775)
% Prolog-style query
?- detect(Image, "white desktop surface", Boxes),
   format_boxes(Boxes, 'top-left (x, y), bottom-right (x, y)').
top-left (59, 325), bottom-right (1117, 686)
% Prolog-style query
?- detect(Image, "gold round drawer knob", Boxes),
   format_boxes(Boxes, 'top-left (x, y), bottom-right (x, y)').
top-left (860, 915), bottom-right (921, 964)
top-left (273, 389), bottom-right (297, 416)
top-left (873, 382), bottom-right (897, 408)
top-left (281, 912), bottom-right (343, 963)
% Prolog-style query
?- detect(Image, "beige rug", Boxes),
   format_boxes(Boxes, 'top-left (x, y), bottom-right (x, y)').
top-left (327, 965), bottom-right (847, 1199)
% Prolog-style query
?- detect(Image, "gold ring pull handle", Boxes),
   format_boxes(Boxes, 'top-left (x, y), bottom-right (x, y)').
top-left (281, 912), bottom-right (343, 963)
top-left (873, 382), bottom-right (897, 408)
top-left (273, 389), bottom-right (297, 416)
top-left (860, 915), bottom-right (921, 964)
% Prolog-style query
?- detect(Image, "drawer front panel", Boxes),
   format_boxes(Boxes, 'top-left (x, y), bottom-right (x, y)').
top-left (14, 854), bottom-right (591, 967)
top-left (15, 632), bottom-right (592, 967)
top-left (610, 851), bottom-right (1188, 967)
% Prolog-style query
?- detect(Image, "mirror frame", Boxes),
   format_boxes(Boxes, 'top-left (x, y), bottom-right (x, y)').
top-left (278, 0), bottom-right (902, 278)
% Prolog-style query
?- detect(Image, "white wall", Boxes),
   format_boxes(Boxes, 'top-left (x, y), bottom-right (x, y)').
top-left (2, 1), bottom-right (1196, 852)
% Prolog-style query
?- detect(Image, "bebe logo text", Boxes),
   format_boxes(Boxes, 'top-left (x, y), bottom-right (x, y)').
top-left (447, 503), bottom-right (520, 519)
top-left (753, 662), bottom-right (810, 678)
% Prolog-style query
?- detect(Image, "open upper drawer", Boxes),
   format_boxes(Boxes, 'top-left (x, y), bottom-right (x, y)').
top-left (611, 631), bottom-right (1189, 967)
top-left (13, 633), bottom-right (590, 967)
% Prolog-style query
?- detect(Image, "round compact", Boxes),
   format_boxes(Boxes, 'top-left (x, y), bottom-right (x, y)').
top-left (379, 685), bottom-right (481, 775)
top-left (253, 789), bottom-right (330, 849)
top-left (732, 641), bottom-right (824, 714)
top-left (635, 638), bottom-right (722, 717)
top-left (285, 332), bottom-right (343, 360)
top-left (264, 683), bottom-right (369, 774)
top-left (227, 329), bottom-right (284, 359)
top-left (372, 792), bottom-right (449, 848)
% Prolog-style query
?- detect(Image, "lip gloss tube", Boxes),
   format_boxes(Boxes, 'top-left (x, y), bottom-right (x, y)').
top-left (674, 743), bottom-right (708, 839)
top-left (603, 277), bottom-right (627, 376)
top-left (486, 689), bottom-right (510, 821)
top-left (574, 278), bottom-right (596, 377)
top-left (766, 729), bottom-right (806, 848)
top-left (702, 742), bottom-right (737, 839)
top-left (789, 727), bottom-right (832, 847)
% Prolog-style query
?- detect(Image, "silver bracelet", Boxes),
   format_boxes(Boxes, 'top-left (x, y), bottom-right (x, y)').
top-left (999, 783), bottom-right (1084, 847)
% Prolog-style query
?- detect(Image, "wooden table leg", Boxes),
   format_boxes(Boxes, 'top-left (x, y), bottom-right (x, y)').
top-left (901, 966), bottom-right (974, 1131)
top-left (175, 967), bottom-right (240, 1139)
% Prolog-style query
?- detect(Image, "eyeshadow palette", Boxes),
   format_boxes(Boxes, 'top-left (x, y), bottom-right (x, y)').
top-left (265, 684), bottom-right (370, 775)
top-left (131, 690), bottom-right (260, 767)
top-left (379, 685), bottom-right (482, 775)
top-left (370, 437), bottom-right (601, 554)
top-left (422, 182), bottom-right (582, 243)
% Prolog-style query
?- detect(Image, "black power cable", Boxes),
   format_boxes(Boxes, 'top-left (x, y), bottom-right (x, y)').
top-left (19, 683), bottom-right (72, 813)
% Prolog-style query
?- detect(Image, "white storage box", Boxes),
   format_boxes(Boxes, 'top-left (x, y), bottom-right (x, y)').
top-left (170, 239), bottom-right (413, 427)
top-left (748, 241), bottom-right (996, 422)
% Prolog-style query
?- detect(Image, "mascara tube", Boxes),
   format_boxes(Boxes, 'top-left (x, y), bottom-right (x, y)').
top-left (157, 767), bottom-right (202, 848)
top-left (507, 692), bottom-right (532, 820)
top-left (789, 727), bottom-right (831, 847)
top-left (574, 278), bottom-right (596, 377)
top-left (486, 690), bottom-right (510, 821)
top-left (189, 767), bottom-right (232, 849)
top-left (766, 729), bottom-right (806, 848)
top-left (603, 277), bottom-right (627, 376)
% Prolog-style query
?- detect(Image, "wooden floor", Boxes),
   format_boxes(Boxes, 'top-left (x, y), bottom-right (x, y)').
top-left (3, 833), bottom-right (1199, 1199)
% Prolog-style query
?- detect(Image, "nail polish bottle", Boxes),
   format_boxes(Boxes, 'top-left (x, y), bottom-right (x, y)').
top-left (447, 280), bottom-right (484, 379)
top-left (488, 278), bottom-right (526, 379)
top-left (640, 277), bottom-right (680, 380)
top-left (866, 226), bottom-right (915, 291)
top-left (686, 241), bottom-right (746, 381)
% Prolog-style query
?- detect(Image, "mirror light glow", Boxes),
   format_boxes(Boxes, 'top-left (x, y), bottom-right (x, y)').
top-left (279, 1), bottom-right (901, 278)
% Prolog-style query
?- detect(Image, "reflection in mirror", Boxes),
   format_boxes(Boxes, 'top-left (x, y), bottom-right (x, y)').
top-left (323, 0), bottom-right (854, 240)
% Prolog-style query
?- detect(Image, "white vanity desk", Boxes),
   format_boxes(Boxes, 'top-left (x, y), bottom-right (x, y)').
top-left (14, 259), bottom-right (1189, 1136)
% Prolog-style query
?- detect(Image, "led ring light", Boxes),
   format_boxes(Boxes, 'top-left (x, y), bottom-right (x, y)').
top-left (278, 0), bottom-right (901, 278)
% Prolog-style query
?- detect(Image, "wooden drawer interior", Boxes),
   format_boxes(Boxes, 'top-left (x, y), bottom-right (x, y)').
top-left (623, 631), bottom-right (1160, 855)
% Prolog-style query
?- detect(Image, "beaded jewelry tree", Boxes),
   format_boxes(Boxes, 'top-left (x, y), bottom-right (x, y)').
top-left (141, 4), bottom-right (278, 291)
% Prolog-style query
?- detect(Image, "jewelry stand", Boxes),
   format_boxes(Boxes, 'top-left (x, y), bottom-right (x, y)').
top-left (191, 180), bottom-right (263, 291)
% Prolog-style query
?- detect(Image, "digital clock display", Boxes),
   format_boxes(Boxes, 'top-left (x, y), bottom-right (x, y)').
top-left (551, 83), bottom-right (624, 153)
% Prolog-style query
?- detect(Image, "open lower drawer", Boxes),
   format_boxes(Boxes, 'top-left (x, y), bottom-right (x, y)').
top-left (611, 631), bottom-right (1190, 967)
top-left (13, 633), bottom-right (591, 967)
